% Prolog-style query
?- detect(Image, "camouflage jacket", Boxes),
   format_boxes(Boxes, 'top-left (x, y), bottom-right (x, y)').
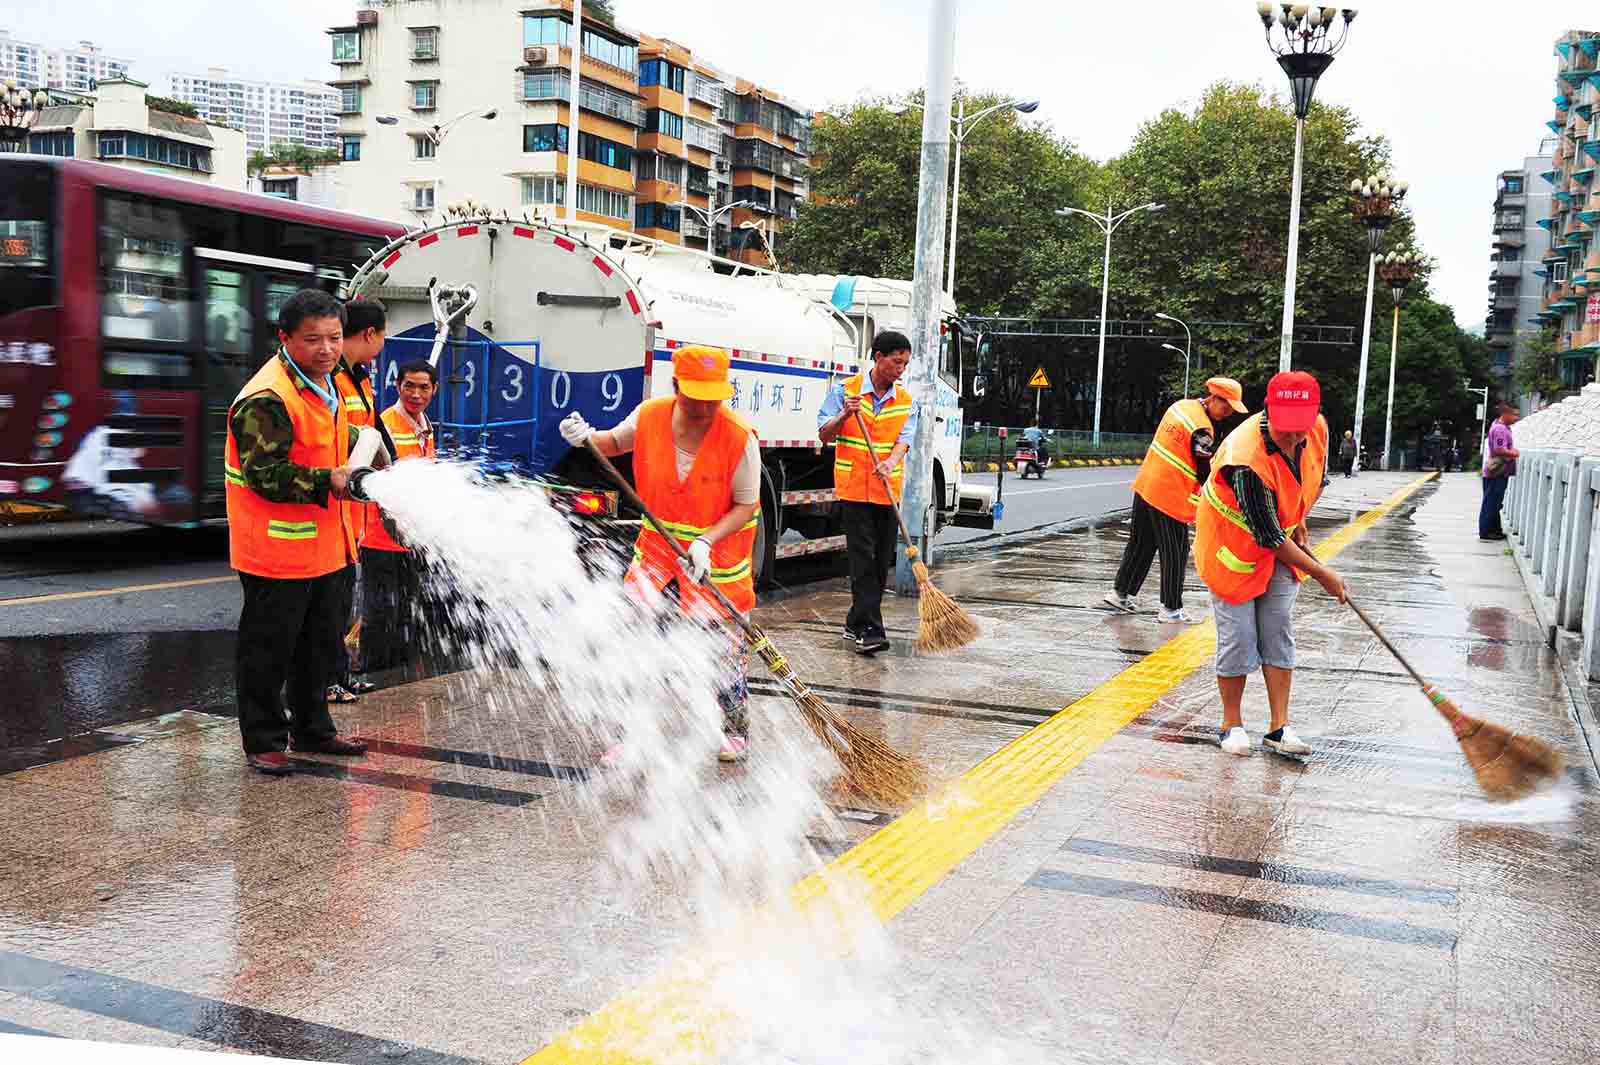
top-left (229, 352), bottom-right (359, 506)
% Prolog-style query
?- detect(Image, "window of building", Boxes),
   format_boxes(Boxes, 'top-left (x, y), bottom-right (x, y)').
top-left (578, 130), bottom-right (632, 171)
top-left (521, 15), bottom-right (636, 73)
top-left (635, 202), bottom-right (681, 232)
top-left (732, 186), bottom-right (772, 212)
top-left (645, 108), bottom-right (683, 139)
top-left (413, 184), bottom-right (435, 211)
top-left (1504, 176), bottom-right (1523, 194)
top-left (1495, 209), bottom-right (1522, 229)
top-left (411, 28), bottom-right (438, 60)
top-left (413, 135), bottom-right (436, 159)
top-left (523, 15), bottom-right (570, 47)
top-left (523, 123), bottom-right (568, 153)
top-left (1552, 261), bottom-right (1568, 282)
top-left (25, 130), bottom-right (73, 157)
top-left (1501, 246), bottom-right (1521, 262)
top-left (523, 69), bottom-right (565, 102)
top-left (575, 183), bottom-right (631, 221)
top-left (521, 176), bottom-right (564, 206)
top-left (637, 154), bottom-right (684, 185)
top-left (331, 32), bottom-right (360, 63)
top-left (338, 85), bottom-right (361, 114)
top-left (97, 132), bottom-right (213, 173)
top-left (262, 178), bottom-right (297, 200)
top-left (640, 59), bottom-right (685, 93)
top-left (412, 82), bottom-right (437, 111)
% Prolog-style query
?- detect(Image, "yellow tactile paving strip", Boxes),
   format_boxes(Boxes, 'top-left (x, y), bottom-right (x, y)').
top-left (522, 472), bottom-right (1438, 1064)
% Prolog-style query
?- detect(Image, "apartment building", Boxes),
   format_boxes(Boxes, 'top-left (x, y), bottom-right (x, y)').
top-left (1486, 145), bottom-right (1555, 393)
top-left (168, 68), bottom-right (340, 156)
top-left (21, 73), bottom-right (246, 189)
top-left (323, 0), bottom-right (810, 261)
top-left (0, 31), bottom-right (131, 93)
top-left (1534, 29), bottom-right (1600, 394)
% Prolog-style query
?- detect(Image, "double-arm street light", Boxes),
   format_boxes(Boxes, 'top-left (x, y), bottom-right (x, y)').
top-left (1155, 311), bottom-right (1193, 395)
top-left (1257, 3), bottom-right (1358, 371)
top-left (1377, 249), bottom-right (1420, 469)
top-left (376, 107), bottom-right (498, 145)
top-left (0, 80), bottom-right (49, 151)
top-left (1349, 172), bottom-right (1408, 473)
top-left (1058, 200), bottom-right (1165, 443)
top-left (896, 95), bottom-right (1040, 297)
top-left (683, 199), bottom-right (754, 253)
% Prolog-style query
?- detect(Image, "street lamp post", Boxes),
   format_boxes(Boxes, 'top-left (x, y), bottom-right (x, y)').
top-left (683, 199), bottom-right (753, 256)
top-left (1349, 172), bottom-right (1408, 474)
top-left (0, 80), bottom-right (49, 151)
top-left (896, 95), bottom-right (1039, 298)
top-left (376, 107), bottom-right (497, 145)
top-left (1057, 200), bottom-right (1165, 444)
top-left (1463, 379), bottom-right (1490, 464)
top-left (1155, 311), bottom-right (1192, 395)
top-left (1377, 249), bottom-right (1419, 469)
top-left (1257, 3), bottom-right (1358, 371)
top-left (1161, 344), bottom-right (1192, 397)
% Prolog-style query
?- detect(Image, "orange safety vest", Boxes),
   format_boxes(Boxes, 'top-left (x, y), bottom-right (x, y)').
top-left (334, 365), bottom-right (377, 557)
top-left (625, 397), bottom-right (760, 617)
top-left (832, 373), bottom-right (914, 506)
top-left (1195, 413), bottom-right (1328, 605)
top-left (362, 404), bottom-right (435, 554)
top-left (1131, 398), bottom-right (1212, 524)
top-left (224, 355), bottom-right (352, 579)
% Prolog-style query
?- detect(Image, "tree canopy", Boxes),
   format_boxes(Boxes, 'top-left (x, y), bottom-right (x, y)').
top-left (248, 142), bottom-right (342, 177)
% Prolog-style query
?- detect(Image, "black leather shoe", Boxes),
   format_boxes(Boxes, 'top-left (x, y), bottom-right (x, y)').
top-left (856, 633), bottom-right (891, 655)
top-left (292, 736), bottom-right (369, 756)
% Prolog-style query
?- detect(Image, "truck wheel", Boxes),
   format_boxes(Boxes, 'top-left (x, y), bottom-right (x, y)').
top-left (753, 471), bottom-right (778, 592)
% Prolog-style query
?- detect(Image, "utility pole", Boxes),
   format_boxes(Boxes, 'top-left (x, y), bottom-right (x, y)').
top-left (896, 0), bottom-right (956, 596)
top-left (564, 0), bottom-right (583, 221)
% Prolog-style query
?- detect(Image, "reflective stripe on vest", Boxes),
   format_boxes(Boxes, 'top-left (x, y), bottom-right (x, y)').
top-left (361, 404), bottom-right (435, 554)
top-left (626, 397), bottom-right (760, 616)
top-left (1131, 398), bottom-right (1212, 523)
top-left (832, 374), bottom-right (912, 507)
top-left (1194, 413), bottom-right (1328, 605)
top-left (224, 355), bottom-right (352, 579)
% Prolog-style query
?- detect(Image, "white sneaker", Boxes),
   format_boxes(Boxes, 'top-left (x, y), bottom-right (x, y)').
top-left (1102, 592), bottom-right (1136, 613)
top-left (1264, 726), bottom-right (1312, 755)
top-left (1157, 606), bottom-right (1197, 624)
top-left (1219, 727), bottom-right (1251, 756)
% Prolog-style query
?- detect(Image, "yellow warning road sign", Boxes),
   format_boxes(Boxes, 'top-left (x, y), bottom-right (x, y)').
top-left (1027, 367), bottom-right (1050, 389)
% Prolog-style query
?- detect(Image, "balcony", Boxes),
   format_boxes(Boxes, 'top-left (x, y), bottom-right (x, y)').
top-left (682, 219), bottom-right (709, 239)
top-left (519, 70), bottom-right (642, 127)
top-left (1491, 260), bottom-right (1522, 280)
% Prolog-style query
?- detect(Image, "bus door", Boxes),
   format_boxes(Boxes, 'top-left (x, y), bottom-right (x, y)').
top-left (196, 249), bottom-right (315, 517)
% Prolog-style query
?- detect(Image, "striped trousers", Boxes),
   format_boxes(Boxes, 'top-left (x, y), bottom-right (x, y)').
top-left (1113, 492), bottom-right (1190, 611)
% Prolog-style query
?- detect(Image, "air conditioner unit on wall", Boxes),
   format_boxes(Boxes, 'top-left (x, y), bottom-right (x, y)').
top-left (523, 46), bottom-right (548, 65)
top-left (356, 10), bottom-right (379, 25)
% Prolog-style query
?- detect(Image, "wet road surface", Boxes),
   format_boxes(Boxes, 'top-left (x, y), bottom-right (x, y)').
top-left (1, 471), bottom-right (1596, 1063)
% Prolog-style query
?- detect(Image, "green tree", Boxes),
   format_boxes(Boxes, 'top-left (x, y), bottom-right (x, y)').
top-left (783, 92), bottom-right (1097, 317)
top-left (248, 141), bottom-right (341, 177)
top-left (144, 94), bottom-right (198, 118)
top-left (587, 0), bottom-right (617, 24)
top-left (1514, 328), bottom-right (1563, 399)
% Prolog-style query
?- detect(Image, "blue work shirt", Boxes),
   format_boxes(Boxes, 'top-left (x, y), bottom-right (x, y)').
top-left (816, 375), bottom-right (919, 445)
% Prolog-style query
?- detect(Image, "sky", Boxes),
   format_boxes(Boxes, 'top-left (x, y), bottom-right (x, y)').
top-left (8, 1), bottom-right (1584, 330)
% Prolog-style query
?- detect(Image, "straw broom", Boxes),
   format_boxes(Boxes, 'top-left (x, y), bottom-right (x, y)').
top-left (1345, 591), bottom-right (1564, 801)
top-left (586, 441), bottom-right (926, 805)
top-left (852, 410), bottom-right (981, 654)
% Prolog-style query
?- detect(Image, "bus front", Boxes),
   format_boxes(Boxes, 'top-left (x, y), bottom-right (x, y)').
top-left (0, 157), bottom-right (67, 513)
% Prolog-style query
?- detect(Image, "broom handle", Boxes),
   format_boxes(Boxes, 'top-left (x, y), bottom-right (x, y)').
top-left (584, 439), bottom-right (762, 646)
top-left (1343, 590), bottom-right (1431, 690)
top-left (852, 408), bottom-right (918, 553)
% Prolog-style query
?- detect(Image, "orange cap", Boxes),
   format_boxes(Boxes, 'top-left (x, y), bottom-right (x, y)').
top-left (1205, 376), bottom-right (1248, 414)
top-left (673, 344), bottom-right (734, 402)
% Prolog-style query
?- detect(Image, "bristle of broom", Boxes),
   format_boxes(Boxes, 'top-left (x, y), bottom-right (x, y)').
top-left (1428, 687), bottom-right (1566, 802)
top-left (751, 632), bottom-right (926, 805)
top-left (911, 559), bottom-right (981, 654)
top-left (344, 619), bottom-right (362, 657)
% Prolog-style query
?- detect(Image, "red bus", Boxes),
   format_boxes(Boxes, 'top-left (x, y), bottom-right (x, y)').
top-left (0, 154), bottom-right (405, 526)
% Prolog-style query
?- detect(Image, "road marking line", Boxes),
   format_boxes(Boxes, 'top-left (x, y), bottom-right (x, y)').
top-left (523, 473), bottom-right (1439, 1064)
top-left (1003, 479), bottom-right (1133, 496)
top-left (0, 574), bottom-right (236, 608)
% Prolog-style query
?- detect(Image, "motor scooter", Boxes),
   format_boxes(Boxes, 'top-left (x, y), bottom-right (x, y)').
top-left (1013, 439), bottom-right (1051, 479)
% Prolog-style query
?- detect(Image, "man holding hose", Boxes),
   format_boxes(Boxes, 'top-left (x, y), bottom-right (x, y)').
top-left (816, 330), bottom-right (918, 656)
top-left (559, 345), bottom-right (759, 763)
top-left (1194, 370), bottom-right (1345, 757)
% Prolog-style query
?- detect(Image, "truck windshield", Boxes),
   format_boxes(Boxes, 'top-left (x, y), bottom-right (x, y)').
top-left (0, 160), bottom-right (56, 318)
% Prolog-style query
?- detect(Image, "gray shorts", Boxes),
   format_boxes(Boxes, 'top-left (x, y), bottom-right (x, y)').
top-left (1213, 563), bottom-right (1299, 676)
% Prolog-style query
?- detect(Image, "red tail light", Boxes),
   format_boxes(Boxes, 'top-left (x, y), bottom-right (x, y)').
top-left (570, 491), bottom-right (605, 515)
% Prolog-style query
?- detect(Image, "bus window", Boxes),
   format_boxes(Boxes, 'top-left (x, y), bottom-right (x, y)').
top-left (0, 160), bottom-right (55, 318)
top-left (100, 195), bottom-right (191, 344)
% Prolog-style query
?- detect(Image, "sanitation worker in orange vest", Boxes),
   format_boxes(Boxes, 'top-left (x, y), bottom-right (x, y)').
top-left (1194, 370), bottom-right (1345, 759)
top-left (327, 296), bottom-right (387, 703)
top-left (815, 330), bottom-right (918, 655)
top-left (558, 344), bottom-right (761, 764)
top-left (361, 359), bottom-right (438, 675)
top-left (225, 289), bottom-right (370, 776)
top-left (1106, 377), bottom-right (1247, 624)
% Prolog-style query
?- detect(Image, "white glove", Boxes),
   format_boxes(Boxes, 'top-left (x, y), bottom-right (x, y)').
top-left (560, 412), bottom-right (593, 447)
top-left (681, 536), bottom-right (712, 584)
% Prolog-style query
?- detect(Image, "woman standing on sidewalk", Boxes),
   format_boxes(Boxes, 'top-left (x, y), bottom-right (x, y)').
top-left (1194, 371), bottom-right (1345, 757)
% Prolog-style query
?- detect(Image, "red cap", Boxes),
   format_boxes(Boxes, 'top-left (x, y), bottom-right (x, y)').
top-left (1265, 371), bottom-right (1321, 432)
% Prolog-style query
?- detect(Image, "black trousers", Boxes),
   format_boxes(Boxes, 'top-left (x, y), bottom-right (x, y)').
top-left (329, 564), bottom-right (356, 685)
top-left (360, 546), bottom-right (420, 672)
top-left (842, 501), bottom-right (898, 638)
top-left (1113, 492), bottom-right (1190, 611)
top-left (236, 570), bottom-right (345, 755)
top-left (1341, 455), bottom-right (1356, 477)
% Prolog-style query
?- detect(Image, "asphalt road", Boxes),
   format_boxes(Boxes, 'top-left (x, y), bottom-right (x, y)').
top-left (0, 464), bottom-right (1137, 750)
